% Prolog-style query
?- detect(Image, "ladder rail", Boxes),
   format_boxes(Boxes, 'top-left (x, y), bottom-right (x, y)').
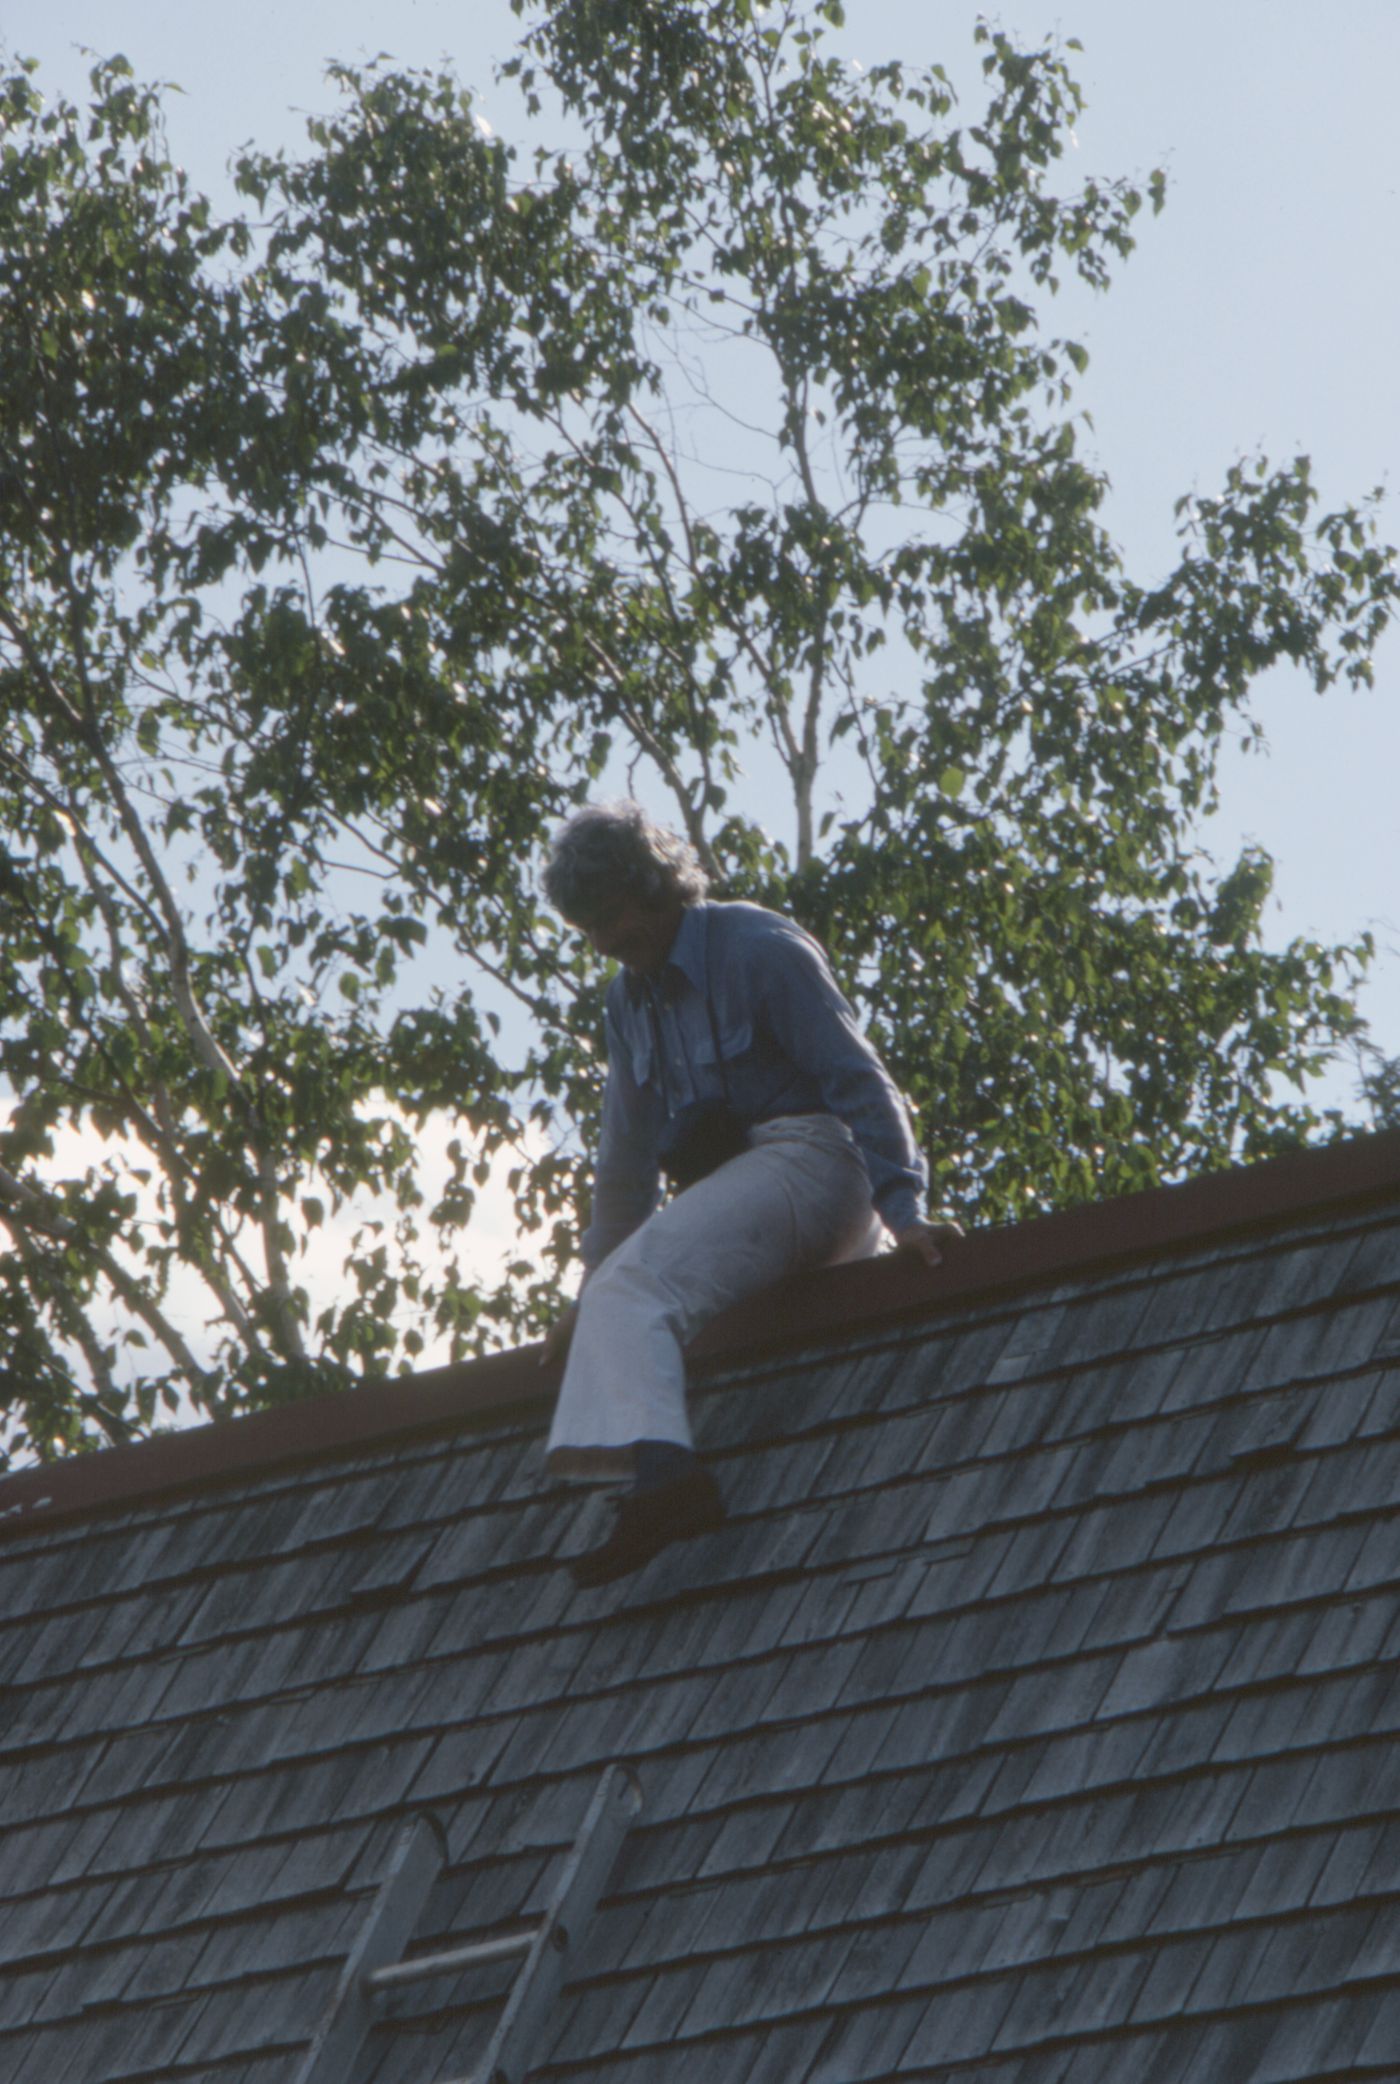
top-left (443, 1761), bottom-right (643, 2084)
top-left (292, 1762), bottom-right (642, 2084)
top-left (291, 1811), bottom-right (446, 2084)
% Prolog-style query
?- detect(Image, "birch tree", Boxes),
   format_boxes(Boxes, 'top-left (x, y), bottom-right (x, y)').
top-left (1, 4), bottom-right (1394, 1460)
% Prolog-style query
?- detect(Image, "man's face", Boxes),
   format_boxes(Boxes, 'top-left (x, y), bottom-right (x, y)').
top-left (574, 894), bottom-right (681, 975)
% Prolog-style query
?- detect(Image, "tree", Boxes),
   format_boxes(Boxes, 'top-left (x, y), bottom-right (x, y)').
top-left (0, 2), bottom-right (1394, 1463)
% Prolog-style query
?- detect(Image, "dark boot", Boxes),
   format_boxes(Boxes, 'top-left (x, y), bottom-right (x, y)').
top-left (570, 1456), bottom-right (726, 1588)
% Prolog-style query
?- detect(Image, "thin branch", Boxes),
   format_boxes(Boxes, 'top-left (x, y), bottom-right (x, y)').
top-left (0, 1166), bottom-right (217, 1389)
top-left (1, 1213), bottom-right (129, 1440)
top-left (5, 591), bottom-right (307, 1359)
top-left (346, 810), bottom-right (592, 1031)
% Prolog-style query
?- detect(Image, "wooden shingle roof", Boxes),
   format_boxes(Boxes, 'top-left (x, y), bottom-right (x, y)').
top-left (1, 1129), bottom-right (1398, 2083)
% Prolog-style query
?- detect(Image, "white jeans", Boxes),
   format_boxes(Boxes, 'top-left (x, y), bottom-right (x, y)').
top-left (546, 1114), bottom-right (883, 1477)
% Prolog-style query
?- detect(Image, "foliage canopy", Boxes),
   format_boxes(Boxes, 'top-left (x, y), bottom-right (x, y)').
top-left (0, 0), bottom-right (1395, 1461)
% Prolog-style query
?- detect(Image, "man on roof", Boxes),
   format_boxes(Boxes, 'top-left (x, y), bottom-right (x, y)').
top-left (540, 801), bottom-right (959, 1588)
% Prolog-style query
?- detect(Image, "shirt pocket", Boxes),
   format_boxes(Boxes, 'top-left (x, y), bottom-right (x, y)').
top-left (693, 1016), bottom-right (753, 1075)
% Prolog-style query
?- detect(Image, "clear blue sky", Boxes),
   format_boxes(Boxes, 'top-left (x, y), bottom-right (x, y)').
top-left (15, 1), bottom-right (1400, 1105)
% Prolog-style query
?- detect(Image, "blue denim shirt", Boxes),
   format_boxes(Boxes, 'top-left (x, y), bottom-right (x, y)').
top-left (582, 900), bottom-right (927, 1267)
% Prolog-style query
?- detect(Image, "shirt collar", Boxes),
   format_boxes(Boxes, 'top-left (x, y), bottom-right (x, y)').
top-left (622, 901), bottom-right (708, 1001)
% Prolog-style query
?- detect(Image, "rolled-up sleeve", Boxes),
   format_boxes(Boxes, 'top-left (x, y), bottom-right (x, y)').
top-left (744, 921), bottom-right (927, 1234)
top-left (580, 993), bottom-right (665, 1269)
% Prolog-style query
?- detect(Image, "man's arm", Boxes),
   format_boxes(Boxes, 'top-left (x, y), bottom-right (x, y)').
top-left (540, 991), bottom-right (663, 1369)
top-left (745, 916), bottom-right (930, 1236)
top-left (580, 991), bottom-right (664, 1268)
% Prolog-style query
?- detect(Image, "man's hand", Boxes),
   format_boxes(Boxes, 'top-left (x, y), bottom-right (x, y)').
top-left (892, 1219), bottom-right (965, 1269)
top-left (538, 1301), bottom-right (580, 1369)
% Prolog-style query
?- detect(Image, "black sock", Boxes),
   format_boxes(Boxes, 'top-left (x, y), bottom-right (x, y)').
top-left (631, 1439), bottom-right (697, 1493)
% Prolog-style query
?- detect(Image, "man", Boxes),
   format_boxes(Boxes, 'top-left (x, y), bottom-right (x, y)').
top-left (541, 801), bottom-right (959, 1588)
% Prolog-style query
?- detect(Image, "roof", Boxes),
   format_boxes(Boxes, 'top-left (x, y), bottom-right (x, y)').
top-left (1, 1127), bottom-right (1398, 2083)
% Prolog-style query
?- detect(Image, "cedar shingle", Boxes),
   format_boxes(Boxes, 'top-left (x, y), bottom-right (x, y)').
top-left (1, 1155), bottom-right (1397, 2083)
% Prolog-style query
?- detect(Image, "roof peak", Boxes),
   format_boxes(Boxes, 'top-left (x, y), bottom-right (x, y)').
top-left (2, 1127), bottom-right (1396, 1535)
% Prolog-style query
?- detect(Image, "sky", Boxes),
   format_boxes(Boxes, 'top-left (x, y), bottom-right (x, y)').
top-left (9, 0), bottom-right (1399, 1095)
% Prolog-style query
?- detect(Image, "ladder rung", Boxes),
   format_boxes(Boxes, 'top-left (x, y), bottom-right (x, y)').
top-left (470, 1763), bottom-right (642, 2084)
top-left (366, 1927), bottom-right (539, 1990)
top-left (297, 1764), bottom-right (641, 2084)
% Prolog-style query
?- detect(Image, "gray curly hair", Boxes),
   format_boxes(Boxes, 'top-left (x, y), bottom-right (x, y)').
top-left (543, 801), bottom-right (709, 920)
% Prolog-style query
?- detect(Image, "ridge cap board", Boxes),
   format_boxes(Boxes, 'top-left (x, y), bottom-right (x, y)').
top-left (1, 1128), bottom-right (1395, 1535)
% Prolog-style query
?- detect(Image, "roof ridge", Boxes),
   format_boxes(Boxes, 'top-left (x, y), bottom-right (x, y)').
top-left (1, 1127), bottom-right (1396, 1533)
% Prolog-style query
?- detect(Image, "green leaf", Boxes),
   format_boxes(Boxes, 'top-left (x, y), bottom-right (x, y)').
top-left (0, 13), bottom-right (1391, 1460)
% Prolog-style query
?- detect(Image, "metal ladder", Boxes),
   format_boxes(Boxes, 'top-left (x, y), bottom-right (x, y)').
top-left (294, 1763), bottom-right (642, 2084)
